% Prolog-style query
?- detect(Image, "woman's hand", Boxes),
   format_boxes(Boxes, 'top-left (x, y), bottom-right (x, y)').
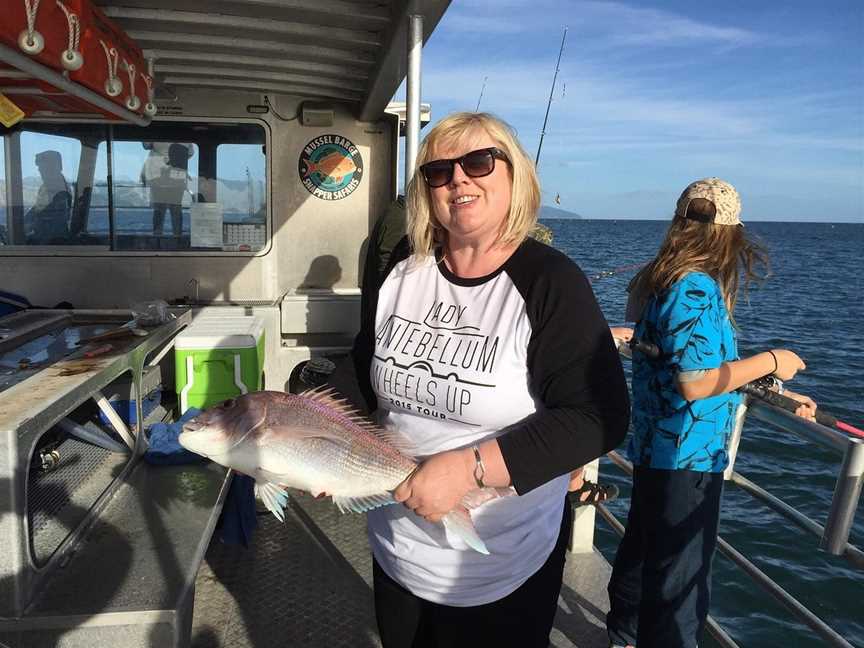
top-left (784, 388), bottom-right (818, 421)
top-left (394, 448), bottom-right (475, 523)
top-left (771, 349), bottom-right (806, 381)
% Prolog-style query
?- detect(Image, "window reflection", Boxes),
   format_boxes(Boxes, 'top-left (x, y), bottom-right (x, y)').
top-left (14, 131), bottom-right (83, 246)
top-left (1, 121), bottom-right (267, 253)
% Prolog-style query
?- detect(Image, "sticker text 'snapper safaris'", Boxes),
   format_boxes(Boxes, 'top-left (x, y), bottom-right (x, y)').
top-left (299, 134), bottom-right (364, 200)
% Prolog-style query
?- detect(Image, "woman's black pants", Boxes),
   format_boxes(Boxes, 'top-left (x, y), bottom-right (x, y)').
top-left (373, 500), bottom-right (571, 648)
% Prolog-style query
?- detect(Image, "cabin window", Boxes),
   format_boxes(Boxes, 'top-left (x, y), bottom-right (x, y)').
top-left (0, 121), bottom-right (267, 254)
top-left (0, 129), bottom-right (88, 247)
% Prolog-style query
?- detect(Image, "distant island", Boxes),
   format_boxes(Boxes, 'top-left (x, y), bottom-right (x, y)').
top-left (540, 205), bottom-right (582, 219)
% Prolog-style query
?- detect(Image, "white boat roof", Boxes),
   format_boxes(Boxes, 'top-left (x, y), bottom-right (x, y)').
top-left (92, 0), bottom-right (451, 121)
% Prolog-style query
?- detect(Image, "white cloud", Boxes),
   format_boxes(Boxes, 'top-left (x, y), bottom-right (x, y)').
top-left (422, 57), bottom-right (862, 155)
top-left (579, 1), bottom-right (759, 47)
top-left (423, 61), bottom-right (765, 137)
top-left (442, 0), bottom-right (762, 48)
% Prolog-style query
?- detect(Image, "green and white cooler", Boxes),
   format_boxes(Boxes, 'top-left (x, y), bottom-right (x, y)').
top-left (174, 317), bottom-right (265, 413)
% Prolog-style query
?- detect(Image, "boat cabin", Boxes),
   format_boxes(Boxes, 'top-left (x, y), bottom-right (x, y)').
top-left (0, 2), bottom-right (459, 646)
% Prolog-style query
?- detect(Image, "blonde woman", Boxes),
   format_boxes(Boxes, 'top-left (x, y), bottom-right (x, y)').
top-left (331, 112), bottom-right (629, 647)
top-left (606, 178), bottom-right (816, 648)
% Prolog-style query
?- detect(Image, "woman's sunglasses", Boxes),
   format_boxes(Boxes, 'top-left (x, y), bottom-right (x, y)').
top-left (419, 147), bottom-right (510, 188)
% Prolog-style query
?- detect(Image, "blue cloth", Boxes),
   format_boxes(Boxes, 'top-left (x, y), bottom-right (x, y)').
top-left (0, 290), bottom-right (31, 317)
top-left (214, 474), bottom-right (258, 548)
top-left (143, 408), bottom-right (207, 465)
top-left (144, 409), bottom-right (257, 546)
top-left (628, 272), bottom-right (741, 472)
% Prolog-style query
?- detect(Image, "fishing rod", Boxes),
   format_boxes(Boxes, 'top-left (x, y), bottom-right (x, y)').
top-left (535, 26), bottom-right (567, 167)
top-left (475, 76), bottom-right (487, 112)
top-left (626, 338), bottom-right (864, 440)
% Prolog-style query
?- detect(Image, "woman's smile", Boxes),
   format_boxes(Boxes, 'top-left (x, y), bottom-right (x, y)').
top-left (452, 194), bottom-right (479, 207)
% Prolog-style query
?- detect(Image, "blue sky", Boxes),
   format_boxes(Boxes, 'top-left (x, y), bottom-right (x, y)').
top-left (403, 0), bottom-right (863, 222)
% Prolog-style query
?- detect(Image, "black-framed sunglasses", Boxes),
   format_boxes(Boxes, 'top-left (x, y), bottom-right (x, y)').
top-left (419, 147), bottom-right (510, 188)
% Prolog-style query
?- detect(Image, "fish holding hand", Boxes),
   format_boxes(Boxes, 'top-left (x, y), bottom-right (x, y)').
top-left (177, 388), bottom-right (511, 554)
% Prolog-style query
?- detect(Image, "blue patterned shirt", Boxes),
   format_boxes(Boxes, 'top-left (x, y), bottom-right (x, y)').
top-left (627, 272), bottom-right (741, 472)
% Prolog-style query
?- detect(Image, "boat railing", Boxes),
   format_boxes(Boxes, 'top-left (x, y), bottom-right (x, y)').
top-left (597, 372), bottom-right (863, 648)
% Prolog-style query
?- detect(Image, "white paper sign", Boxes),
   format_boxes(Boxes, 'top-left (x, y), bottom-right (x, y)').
top-left (190, 203), bottom-right (223, 248)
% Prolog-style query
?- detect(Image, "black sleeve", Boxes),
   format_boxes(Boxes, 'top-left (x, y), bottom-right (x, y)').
top-left (497, 241), bottom-right (630, 494)
top-left (328, 236), bottom-right (412, 415)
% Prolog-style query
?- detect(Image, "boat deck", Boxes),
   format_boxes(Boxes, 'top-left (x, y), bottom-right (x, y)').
top-left (190, 493), bottom-right (611, 648)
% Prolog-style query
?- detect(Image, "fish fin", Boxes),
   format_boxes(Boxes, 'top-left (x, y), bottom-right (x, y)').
top-left (461, 486), bottom-right (517, 509)
top-left (255, 480), bottom-right (289, 523)
top-left (332, 492), bottom-right (395, 514)
top-left (299, 386), bottom-right (416, 458)
top-left (442, 508), bottom-right (489, 555)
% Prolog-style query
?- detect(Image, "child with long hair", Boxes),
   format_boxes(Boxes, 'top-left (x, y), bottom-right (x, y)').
top-left (606, 178), bottom-right (816, 648)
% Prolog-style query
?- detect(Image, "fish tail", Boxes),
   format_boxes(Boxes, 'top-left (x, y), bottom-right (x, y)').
top-left (442, 508), bottom-right (489, 555)
top-left (255, 480), bottom-right (289, 523)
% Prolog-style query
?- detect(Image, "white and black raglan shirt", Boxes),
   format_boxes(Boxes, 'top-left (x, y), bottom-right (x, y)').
top-left (331, 236), bottom-right (629, 607)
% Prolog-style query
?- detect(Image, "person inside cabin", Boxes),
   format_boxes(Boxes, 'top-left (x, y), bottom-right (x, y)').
top-left (605, 178), bottom-right (817, 648)
top-left (141, 142), bottom-right (192, 238)
top-left (329, 111), bottom-right (630, 647)
top-left (25, 150), bottom-right (71, 245)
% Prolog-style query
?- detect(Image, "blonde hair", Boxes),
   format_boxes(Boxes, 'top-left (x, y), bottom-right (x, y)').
top-left (631, 215), bottom-right (769, 321)
top-left (406, 112), bottom-right (541, 258)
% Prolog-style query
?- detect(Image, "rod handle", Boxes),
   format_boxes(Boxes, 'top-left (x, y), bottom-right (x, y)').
top-left (740, 384), bottom-right (836, 427)
top-left (629, 339), bottom-right (661, 359)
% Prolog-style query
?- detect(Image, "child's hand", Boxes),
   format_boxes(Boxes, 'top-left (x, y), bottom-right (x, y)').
top-left (784, 388), bottom-right (817, 421)
top-left (771, 349), bottom-right (806, 381)
top-left (610, 327), bottom-right (634, 343)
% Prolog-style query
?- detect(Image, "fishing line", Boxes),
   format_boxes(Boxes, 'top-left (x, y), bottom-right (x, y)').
top-left (590, 261), bottom-right (646, 281)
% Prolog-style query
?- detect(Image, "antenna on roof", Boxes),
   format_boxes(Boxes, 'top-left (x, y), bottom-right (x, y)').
top-left (535, 26), bottom-right (567, 167)
top-left (475, 76), bottom-right (488, 112)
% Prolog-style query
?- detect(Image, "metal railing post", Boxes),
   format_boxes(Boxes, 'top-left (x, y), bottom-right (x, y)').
top-left (821, 439), bottom-right (864, 555)
top-left (723, 397), bottom-right (749, 480)
top-left (405, 10), bottom-right (423, 188)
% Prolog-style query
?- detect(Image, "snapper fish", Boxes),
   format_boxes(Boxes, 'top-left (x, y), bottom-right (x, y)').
top-left (301, 152), bottom-right (357, 183)
top-left (178, 388), bottom-right (510, 554)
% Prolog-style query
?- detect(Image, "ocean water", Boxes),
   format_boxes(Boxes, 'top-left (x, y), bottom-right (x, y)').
top-left (543, 219), bottom-right (864, 648)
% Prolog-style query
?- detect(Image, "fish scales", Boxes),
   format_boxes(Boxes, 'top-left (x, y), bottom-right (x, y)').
top-left (286, 393), bottom-right (415, 486)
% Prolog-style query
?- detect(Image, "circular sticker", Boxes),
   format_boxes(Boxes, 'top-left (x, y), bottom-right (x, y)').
top-left (299, 134), bottom-right (364, 200)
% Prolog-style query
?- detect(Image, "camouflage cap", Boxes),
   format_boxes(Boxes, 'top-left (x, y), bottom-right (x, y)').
top-left (676, 177), bottom-right (741, 226)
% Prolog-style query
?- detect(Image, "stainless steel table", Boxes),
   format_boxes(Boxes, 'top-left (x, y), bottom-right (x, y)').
top-left (0, 309), bottom-right (194, 619)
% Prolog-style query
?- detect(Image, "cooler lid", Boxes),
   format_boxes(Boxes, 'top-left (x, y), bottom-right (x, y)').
top-left (175, 317), bottom-right (264, 350)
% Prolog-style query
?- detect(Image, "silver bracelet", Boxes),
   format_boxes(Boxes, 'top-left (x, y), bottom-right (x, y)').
top-left (472, 445), bottom-right (486, 488)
